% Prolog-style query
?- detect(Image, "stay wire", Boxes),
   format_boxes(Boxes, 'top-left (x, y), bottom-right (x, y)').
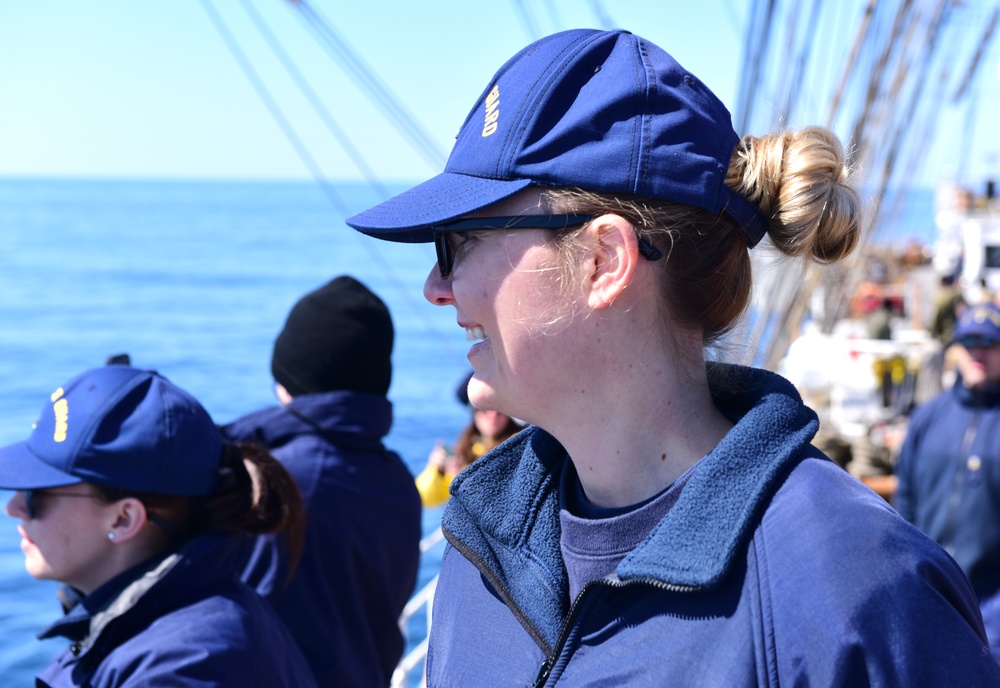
top-left (290, 1), bottom-right (447, 171)
top-left (510, 0), bottom-right (542, 41)
top-left (237, 0), bottom-right (390, 198)
top-left (198, 0), bottom-right (350, 216)
top-left (198, 0), bottom-right (466, 367)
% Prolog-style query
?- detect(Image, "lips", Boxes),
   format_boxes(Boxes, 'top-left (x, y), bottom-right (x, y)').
top-left (17, 526), bottom-right (34, 550)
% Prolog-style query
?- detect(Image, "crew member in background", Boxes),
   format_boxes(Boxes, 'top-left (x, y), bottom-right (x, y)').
top-left (897, 301), bottom-right (1000, 661)
top-left (416, 372), bottom-right (523, 507)
top-left (222, 275), bottom-right (422, 687)
top-left (1, 365), bottom-right (315, 687)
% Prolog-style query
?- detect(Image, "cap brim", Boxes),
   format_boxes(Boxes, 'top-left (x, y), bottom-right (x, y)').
top-left (0, 441), bottom-right (81, 490)
top-left (346, 172), bottom-right (534, 242)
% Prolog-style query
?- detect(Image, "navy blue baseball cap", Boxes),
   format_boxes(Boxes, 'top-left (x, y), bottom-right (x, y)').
top-left (346, 28), bottom-right (768, 247)
top-left (953, 303), bottom-right (1000, 345)
top-left (0, 366), bottom-right (223, 495)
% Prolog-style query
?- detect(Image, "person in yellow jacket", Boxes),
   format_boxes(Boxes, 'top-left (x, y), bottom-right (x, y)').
top-left (417, 375), bottom-right (522, 507)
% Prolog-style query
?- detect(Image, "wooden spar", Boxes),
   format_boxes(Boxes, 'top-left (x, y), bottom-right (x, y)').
top-left (817, 0), bottom-right (954, 340)
top-left (846, 0), bottom-right (915, 168)
top-left (771, 0), bottom-right (803, 124)
top-left (952, 6), bottom-right (1000, 102)
top-left (871, 1), bottom-right (952, 226)
top-left (828, 0), bottom-right (877, 126)
top-left (734, 0), bottom-right (779, 133)
top-left (780, 0), bottom-right (825, 125)
top-left (756, 1), bottom-right (925, 368)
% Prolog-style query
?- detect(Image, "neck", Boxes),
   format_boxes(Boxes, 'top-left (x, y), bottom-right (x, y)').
top-left (529, 315), bottom-right (732, 509)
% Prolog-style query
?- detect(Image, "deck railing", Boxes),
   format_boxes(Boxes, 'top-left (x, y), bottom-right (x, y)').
top-left (391, 526), bottom-right (445, 688)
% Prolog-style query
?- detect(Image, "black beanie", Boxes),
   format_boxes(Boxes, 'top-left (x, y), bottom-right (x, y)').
top-left (271, 276), bottom-right (394, 397)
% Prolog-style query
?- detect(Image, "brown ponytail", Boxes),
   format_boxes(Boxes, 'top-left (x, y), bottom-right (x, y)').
top-left (201, 443), bottom-right (306, 572)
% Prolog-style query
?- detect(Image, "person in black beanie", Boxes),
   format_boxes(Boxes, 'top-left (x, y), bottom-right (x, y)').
top-left (270, 275), bottom-right (393, 397)
top-left (222, 275), bottom-right (422, 688)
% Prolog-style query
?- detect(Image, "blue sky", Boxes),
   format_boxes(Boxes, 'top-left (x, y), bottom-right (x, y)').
top-left (2, 1), bottom-right (999, 189)
top-left (0, 0), bottom-right (742, 182)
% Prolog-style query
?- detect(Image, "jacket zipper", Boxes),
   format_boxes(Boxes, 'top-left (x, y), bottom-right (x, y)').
top-left (532, 576), bottom-right (701, 688)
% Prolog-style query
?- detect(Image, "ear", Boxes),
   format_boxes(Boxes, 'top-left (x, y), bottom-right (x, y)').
top-left (584, 214), bottom-right (641, 310)
top-left (275, 383), bottom-right (293, 406)
top-left (106, 498), bottom-right (149, 544)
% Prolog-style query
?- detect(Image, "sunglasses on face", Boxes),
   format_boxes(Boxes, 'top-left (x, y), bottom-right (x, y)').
top-left (430, 214), bottom-right (663, 279)
top-left (23, 488), bottom-right (102, 520)
top-left (22, 488), bottom-right (178, 534)
top-left (957, 337), bottom-right (1000, 351)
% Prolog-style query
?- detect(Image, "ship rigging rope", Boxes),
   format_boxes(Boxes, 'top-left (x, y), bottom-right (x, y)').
top-left (510, 0), bottom-right (542, 41)
top-left (237, 0), bottom-right (389, 198)
top-left (197, 0), bottom-right (466, 367)
top-left (290, 1), bottom-right (448, 171)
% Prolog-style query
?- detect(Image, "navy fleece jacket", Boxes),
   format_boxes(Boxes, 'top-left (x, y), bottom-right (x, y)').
top-left (427, 364), bottom-right (1000, 687)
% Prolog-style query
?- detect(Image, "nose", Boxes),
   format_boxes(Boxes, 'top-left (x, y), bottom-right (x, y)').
top-left (5, 491), bottom-right (27, 519)
top-left (423, 264), bottom-right (455, 306)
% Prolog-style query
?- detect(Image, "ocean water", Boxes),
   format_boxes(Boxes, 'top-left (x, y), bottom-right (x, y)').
top-left (0, 178), bottom-right (938, 683)
top-left (0, 178), bottom-right (468, 683)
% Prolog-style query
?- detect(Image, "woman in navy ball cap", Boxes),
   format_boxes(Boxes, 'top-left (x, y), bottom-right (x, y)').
top-left (0, 364), bottom-right (316, 687)
top-left (347, 29), bottom-right (1000, 686)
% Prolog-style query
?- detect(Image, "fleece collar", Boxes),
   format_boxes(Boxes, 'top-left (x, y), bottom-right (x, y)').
top-left (442, 363), bottom-right (819, 650)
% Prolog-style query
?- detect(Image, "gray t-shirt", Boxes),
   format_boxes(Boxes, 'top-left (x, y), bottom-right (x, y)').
top-left (559, 459), bottom-right (698, 602)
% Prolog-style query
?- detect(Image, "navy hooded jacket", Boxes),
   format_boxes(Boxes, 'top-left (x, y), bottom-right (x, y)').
top-left (896, 378), bottom-right (1000, 657)
top-left (223, 391), bottom-right (422, 688)
top-left (35, 533), bottom-right (316, 687)
top-left (427, 364), bottom-right (1000, 686)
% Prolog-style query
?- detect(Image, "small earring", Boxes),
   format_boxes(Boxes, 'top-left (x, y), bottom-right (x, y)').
top-left (107, 532), bottom-right (116, 541)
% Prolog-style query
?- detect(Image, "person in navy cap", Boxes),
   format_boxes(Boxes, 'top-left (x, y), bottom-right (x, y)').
top-left (1, 365), bottom-right (317, 687)
top-left (345, 29), bottom-right (999, 686)
top-left (897, 301), bottom-right (1000, 660)
top-left (221, 275), bottom-right (421, 688)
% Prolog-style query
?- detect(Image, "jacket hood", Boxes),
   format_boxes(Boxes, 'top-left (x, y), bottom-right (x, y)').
top-left (442, 363), bottom-right (820, 650)
top-left (221, 390), bottom-right (392, 452)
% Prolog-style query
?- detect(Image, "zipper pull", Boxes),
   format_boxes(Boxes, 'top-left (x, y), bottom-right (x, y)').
top-left (532, 658), bottom-right (553, 687)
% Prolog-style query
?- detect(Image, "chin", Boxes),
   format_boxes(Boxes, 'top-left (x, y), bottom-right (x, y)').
top-left (467, 380), bottom-right (507, 415)
top-left (24, 559), bottom-right (51, 582)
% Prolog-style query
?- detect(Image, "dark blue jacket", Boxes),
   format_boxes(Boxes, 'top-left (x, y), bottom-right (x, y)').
top-left (896, 380), bottom-right (1000, 590)
top-left (428, 365), bottom-right (1000, 687)
top-left (36, 534), bottom-right (316, 687)
top-left (223, 391), bottom-right (422, 688)
top-left (896, 378), bottom-right (1000, 657)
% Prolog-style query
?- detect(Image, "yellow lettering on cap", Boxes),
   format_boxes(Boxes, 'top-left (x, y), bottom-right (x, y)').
top-left (50, 387), bottom-right (64, 403)
top-left (53, 398), bottom-right (68, 443)
top-left (482, 85), bottom-right (500, 137)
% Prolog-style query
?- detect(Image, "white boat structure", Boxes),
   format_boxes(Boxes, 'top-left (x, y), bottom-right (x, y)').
top-left (934, 181), bottom-right (1000, 299)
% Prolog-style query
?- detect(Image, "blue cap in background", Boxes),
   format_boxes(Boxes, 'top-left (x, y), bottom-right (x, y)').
top-left (954, 303), bottom-right (1000, 344)
top-left (0, 366), bottom-right (223, 495)
top-left (346, 28), bottom-right (768, 247)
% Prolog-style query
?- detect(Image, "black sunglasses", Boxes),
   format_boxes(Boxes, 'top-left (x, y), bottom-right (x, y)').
top-left (957, 336), bottom-right (1000, 350)
top-left (22, 488), bottom-right (178, 534)
top-left (24, 488), bottom-right (103, 520)
top-left (431, 214), bottom-right (663, 279)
